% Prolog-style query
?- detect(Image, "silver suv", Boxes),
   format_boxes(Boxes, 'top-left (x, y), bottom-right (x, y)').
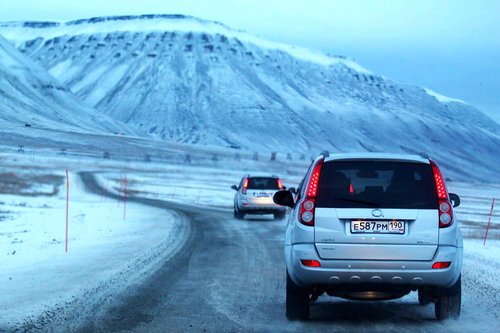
top-left (274, 152), bottom-right (463, 321)
top-left (232, 175), bottom-right (287, 220)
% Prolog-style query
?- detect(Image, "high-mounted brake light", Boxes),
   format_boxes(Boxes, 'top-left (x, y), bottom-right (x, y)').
top-left (306, 160), bottom-right (323, 197)
top-left (430, 160), bottom-right (454, 228)
top-left (431, 160), bottom-right (447, 200)
top-left (299, 159), bottom-right (324, 226)
top-left (277, 178), bottom-right (283, 190)
top-left (242, 177), bottom-right (249, 194)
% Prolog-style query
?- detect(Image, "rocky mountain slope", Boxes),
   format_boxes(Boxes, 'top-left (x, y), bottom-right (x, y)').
top-left (0, 34), bottom-right (134, 137)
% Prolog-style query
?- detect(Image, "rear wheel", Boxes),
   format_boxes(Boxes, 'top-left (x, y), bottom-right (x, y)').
top-left (286, 271), bottom-right (310, 320)
top-left (234, 208), bottom-right (245, 220)
top-left (435, 275), bottom-right (461, 320)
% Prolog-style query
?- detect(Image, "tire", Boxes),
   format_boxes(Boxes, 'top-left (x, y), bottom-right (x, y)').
top-left (274, 212), bottom-right (286, 220)
top-left (286, 271), bottom-right (310, 320)
top-left (234, 208), bottom-right (244, 220)
top-left (435, 275), bottom-right (461, 320)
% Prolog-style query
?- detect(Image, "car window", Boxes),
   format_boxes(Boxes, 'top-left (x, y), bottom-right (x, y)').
top-left (247, 177), bottom-right (280, 190)
top-left (316, 161), bottom-right (438, 209)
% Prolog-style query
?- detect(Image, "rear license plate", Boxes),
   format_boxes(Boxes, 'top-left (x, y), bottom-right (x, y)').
top-left (350, 220), bottom-right (405, 234)
top-left (256, 192), bottom-right (269, 197)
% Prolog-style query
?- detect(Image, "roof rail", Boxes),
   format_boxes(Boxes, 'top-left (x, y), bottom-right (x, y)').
top-left (320, 151), bottom-right (330, 158)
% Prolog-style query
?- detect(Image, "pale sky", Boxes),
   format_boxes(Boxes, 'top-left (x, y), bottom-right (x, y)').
top-left (1, 0), bottom-right (499, 122)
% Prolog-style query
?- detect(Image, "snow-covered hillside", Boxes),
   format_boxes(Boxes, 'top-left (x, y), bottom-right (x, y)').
top-left (0, 35), bottom-right (133, 136)
top-left (1, 15), bottom-right (499, 180)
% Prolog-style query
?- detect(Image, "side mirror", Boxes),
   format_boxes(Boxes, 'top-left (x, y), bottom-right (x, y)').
top-left (449, 193), bottom-right (460, 207)
top-left (231, 185), bottom-right (238, 191)
top-left (273, 190), bottom-right (295, 208)
top-left (288, 187), bottom-right (296, 194)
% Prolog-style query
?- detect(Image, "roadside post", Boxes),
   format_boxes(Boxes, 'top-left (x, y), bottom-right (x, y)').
top-left (483, 198), bottom-right (496, 246)
top-left (65, 169), bottom-right (69, 253)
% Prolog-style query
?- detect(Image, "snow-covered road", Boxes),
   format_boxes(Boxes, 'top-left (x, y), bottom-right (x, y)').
top-left (75, 173), bottom-right (500, 332)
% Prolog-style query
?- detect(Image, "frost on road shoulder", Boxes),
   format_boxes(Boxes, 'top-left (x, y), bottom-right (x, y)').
top-left (0, 166), bottom-right (185, 328)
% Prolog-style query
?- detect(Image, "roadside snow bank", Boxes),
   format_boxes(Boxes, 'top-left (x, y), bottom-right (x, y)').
top-left (0, 171), bottom-right (188, 329)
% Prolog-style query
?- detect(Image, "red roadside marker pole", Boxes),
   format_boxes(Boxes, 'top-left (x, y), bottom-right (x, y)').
top-left (483, 198), bottom-right (496, 246)
top-left (65, 169), bottom-right (69, 253)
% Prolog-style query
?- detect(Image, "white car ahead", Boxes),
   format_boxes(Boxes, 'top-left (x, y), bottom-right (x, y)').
top-left (232, 175), bottom-right (287, 220)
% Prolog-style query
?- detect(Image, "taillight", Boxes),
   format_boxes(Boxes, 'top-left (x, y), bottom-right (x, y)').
top-left (277, 178), bottom-right (283, 190)
top-left (430, 160), bottom-right (453, 228)
top-left (432, 261), bottom-right (451, 269)
top-left (301, 259), bottom-right (321, 267)
top-left (299, 159), bottom-right (324, 226)
top-left (242, 177), bottom-right (249, 194)
top-left (299, 199), bottom-right (315, 225)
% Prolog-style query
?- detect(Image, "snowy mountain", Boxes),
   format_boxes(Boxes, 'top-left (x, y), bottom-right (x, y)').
top-left (0, 34), bottom-right (135, 138)
top-left (1, 15), bottom-right (499, 179)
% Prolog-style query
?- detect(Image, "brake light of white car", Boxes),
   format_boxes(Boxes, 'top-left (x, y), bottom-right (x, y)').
top-left (430, 160), bottom-right (454, 228)
top-left (277, 178), bottom-right (283, 190)
top-left (299, 158), bottom-right (324, 226)
top-left (242, 177), bottom-right (249, 194)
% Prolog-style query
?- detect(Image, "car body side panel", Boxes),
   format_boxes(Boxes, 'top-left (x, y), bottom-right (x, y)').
top-left (285, 208), bottom-right (314, 246)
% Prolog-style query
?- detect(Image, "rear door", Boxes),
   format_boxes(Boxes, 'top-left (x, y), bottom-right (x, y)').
top-left (247, 177), bottom-right (280, 206)
top-left (314, 159), bottom-right (439, 260)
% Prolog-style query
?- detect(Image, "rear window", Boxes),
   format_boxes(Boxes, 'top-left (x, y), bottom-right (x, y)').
top-left (316, 161), bottom-right (438, 209)
top-left (247, 177), bottom-right (280, 190)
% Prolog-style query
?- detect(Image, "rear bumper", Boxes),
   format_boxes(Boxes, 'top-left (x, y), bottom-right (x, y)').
top-left (285, 243), bottom-right (462, 288)
top-left (237, 199), bottom-right (286, 214)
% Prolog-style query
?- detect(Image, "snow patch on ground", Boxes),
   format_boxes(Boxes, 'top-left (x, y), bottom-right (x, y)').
top-left (0, 165), bottom-right (185, 328)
